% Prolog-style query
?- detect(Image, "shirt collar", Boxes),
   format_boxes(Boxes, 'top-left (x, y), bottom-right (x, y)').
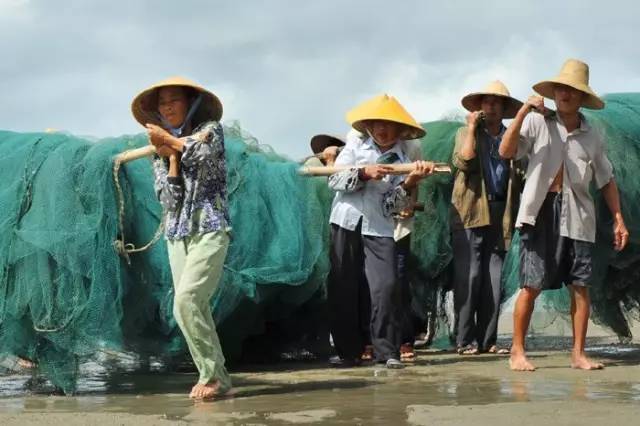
top-left (554, 111), bottom-right (591, 134)
top-left (363, 137), bottom-right (408, 162)
top-left (481, 123), bottom-right (506, 140)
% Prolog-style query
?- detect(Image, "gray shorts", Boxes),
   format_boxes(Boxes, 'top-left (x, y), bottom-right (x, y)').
top-left (519, 192), bottom-right (593, 291)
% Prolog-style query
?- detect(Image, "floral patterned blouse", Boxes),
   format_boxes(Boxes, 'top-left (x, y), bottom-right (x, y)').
top-left (152, 120), bottom-right (230, 241)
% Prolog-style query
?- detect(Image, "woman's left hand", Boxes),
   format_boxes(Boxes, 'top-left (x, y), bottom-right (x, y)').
top-left (146, 123), bottom-right (170, 147)
top-left (404, 161), bottom-right (435, 187)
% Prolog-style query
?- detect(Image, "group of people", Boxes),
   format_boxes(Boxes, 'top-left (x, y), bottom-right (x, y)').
top-left (141, 58), bottom-right (629, 400)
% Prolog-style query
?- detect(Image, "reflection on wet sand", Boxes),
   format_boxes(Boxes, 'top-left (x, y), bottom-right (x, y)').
top-left (0, 345), bottom-right (639, 425)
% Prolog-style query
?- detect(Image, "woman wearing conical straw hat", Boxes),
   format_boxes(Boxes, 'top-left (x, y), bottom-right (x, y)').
top-left (131, 76), bottom-right (232, 399)
top-left (500, 59), bottom-right (629, 371)
top-left (451, 81), bottom-right (524, 356)
top-left (327, 94), bottom-right (435, 369)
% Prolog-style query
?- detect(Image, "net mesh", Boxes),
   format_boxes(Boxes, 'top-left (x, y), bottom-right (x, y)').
top-left (1, 94), bottom-right (639, 393)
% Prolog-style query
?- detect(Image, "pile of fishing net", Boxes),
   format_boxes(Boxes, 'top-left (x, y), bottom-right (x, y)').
top-left (0, 122), bottom-right (332, 393)
top-left (1, 93), bottom-right (639, 394)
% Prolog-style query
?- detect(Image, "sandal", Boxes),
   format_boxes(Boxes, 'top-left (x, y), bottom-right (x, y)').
top-left (457, 345), bottom-right (479, 355)
top-left (487, 345), bottom-right (510, 355)
top-left (400, 343), bottom-right (416, 361)
top-left (360, 345), bottom-right (374, 362)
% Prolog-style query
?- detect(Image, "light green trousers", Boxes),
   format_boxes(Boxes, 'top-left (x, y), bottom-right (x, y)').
top-left (167, 230), bottom-right (231, 390)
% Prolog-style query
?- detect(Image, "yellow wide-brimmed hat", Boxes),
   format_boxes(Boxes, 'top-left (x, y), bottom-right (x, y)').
top-left (131, 76), bottom-right (223, 127)
top-left (532, 59), bottom-right (604, 110)
top-left (346, 94), bottom-right (426, 140)
top-left (461, 80), bottom-right (523, 119)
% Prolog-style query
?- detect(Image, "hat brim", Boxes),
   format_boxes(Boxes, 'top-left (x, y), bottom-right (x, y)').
top-left (310, 134), bottom-right (345, 154)
top-left (351, 119), bottom-right (426, 140)
top-left (131, 80), bottom-right (223, 127)
top-left (461, 93), bottom-right (524, 119)
top-left (533, 79), bottom-right (604, 110)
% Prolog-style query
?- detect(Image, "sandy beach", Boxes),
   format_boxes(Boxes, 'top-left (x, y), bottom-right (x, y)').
top-left (1, 338), bottom-right (639, 425)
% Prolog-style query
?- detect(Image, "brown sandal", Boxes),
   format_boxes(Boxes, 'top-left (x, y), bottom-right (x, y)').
top-left (361, 345), bottom-right (374, 361)
top-left (487, 345), bottom-right (510, 355)
top-left (457, 345), bottom-right (479, 355)
top-left (400, 343), bottom-right (416, 361)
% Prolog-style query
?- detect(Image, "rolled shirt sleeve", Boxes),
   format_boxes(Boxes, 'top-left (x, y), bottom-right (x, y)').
top-left (452, 127), bottom-right (479, 172)
top-left (328, 140), bottom-right (365, 192)
top-left (516, 113), bottom-right (539, 160)
top-left (592, 131), bottom-right (614, 189)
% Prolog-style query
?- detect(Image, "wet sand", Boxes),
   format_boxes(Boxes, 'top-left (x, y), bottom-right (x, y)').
top-left (1, 344), bottom-right (639, 425)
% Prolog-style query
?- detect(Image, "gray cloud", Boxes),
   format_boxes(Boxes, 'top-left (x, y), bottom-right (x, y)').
top-left (0, 0), bottom-right (638, 158)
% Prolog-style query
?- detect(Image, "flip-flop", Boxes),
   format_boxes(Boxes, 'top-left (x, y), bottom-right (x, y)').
top-left (457, 345), bottom-right (479, 355)
top-left (487, 345), bottom-right (510, 355)
top-left (361, 345), bottom-right (374, 361)
top-left (400, 343), bottom-right (416, 361)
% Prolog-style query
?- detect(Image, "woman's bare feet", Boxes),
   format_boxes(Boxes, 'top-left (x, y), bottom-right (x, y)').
top-left (571, 352), bottom-right (604, 370)
top-left (189, 381), bottom-right (222, 400)
top-left (17, 357), bottom-right (36, 369)
top-left (509, 349), bottom-right (536, 371)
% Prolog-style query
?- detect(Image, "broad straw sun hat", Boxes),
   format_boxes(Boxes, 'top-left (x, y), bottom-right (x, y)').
top-left (461, 80), bottom-right (523, 119)
top-left (532, 59), bottom-right (604, 110)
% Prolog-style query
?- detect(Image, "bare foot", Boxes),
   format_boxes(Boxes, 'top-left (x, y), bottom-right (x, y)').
top-left (189, 383), bottom-right (202, 399)
top-left (17, 358), bottom-right (36, 369)
top-left (509, 350), bottom-right (536, 371)
top-left (571, 353), bottom-right (604, 370)
top-left (189, 381), bottom-right (229, 400)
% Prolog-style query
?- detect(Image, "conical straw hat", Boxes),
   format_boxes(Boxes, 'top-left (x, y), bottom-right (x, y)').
top-left (532, 59), bottom-right (604, 110)
top-left (461, 80), bottom-right (523, 119)
top-left (310, 134), bottom-right (345, 154)
top-left (346, 94), bottom-right (426, 140)
top-left (131, 76), bottom-right (223, 127)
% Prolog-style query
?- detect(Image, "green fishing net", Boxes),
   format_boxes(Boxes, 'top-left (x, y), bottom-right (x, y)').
top-left (0, 122), bottom-right (331, 393)
top-left (1, 94), bottom-right (638, 394)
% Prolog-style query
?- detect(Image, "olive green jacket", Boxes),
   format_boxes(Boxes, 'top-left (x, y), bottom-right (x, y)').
top-left (450, 126), bottom-right (524, 250)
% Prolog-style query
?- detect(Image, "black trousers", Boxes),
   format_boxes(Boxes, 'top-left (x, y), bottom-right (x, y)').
top-left (328, 223), bottom-right (401, 361)
top-left (452, 201), bottom-right (505, 350)
top-left (396, 235), bottom-right (415, 344)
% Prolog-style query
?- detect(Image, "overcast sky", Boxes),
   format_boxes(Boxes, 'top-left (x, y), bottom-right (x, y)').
top-left (0, 0), bottom-right (638, 159)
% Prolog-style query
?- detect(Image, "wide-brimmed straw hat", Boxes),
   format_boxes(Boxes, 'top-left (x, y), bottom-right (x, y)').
top-left (461, 80), bottom-right (523, 119)
top-left (131, 76), bottom-right (223, 127)
top-left (346, 94), bottom-right (426, 140)
top-left (532, 59), bottom-right (604, 110)
top-left (310, 134), bottom-right (345, 154)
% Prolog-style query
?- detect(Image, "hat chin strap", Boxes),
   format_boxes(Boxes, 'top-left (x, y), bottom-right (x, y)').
top-left (157, 94), bottom-right (203, 137)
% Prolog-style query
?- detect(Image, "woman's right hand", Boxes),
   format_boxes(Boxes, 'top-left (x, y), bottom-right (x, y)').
top-left (361, 165), bottom-right (393, 180)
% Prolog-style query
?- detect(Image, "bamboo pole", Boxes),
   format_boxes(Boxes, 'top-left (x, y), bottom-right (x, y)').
top-left (114, 145), bottom-right (157, 164)
top-left (298, 162), bottom-right (451, 176)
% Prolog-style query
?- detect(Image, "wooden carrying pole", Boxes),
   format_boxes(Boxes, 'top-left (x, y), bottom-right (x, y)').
top-left (298, 162), bottom-right (451, 176)
top-left (114, 145), bottom-right (157, 164)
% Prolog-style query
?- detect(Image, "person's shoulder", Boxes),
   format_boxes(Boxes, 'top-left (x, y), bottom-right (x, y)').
top-left (525, 111), bottom-right (547, 127)
top-left (194, 120), bottom-right (222, 134)
top-left (403, 139), bottom-right (422, 161)
top-left (303, 156), bottom-right (324, 167)
top-left (344, 129), bottom-right (366, 148)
